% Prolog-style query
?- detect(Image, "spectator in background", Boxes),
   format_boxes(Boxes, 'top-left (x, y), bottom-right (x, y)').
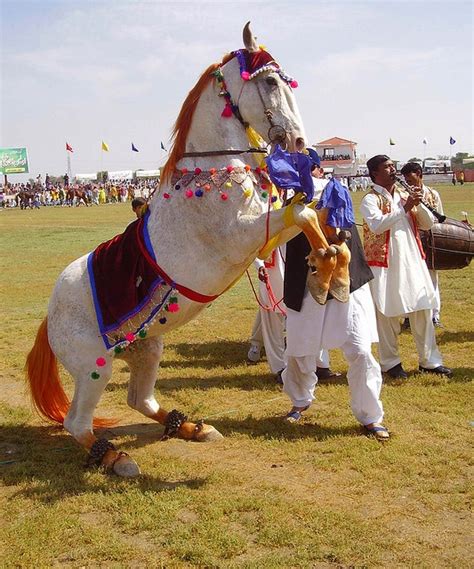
top-left (131, 197), bottom-right (147, 218)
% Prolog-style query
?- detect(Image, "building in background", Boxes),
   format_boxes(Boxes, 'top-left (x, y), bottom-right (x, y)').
top-left (313, 137), bottom-right (358, 176)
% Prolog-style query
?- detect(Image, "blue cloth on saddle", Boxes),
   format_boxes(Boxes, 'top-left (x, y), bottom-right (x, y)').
top-left (265, 145), bottom-right (314, 202)
top-left (316, 178), bottom-right (355, 229)
top-left (87, 211), bottom-right (170, 349)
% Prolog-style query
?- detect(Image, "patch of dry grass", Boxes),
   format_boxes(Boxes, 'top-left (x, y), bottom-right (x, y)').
top-left (0, 187), bottom-right (472, 567)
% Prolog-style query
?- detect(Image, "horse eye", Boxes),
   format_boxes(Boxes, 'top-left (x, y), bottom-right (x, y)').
top-left (265, 76), bottom-right (278, 86)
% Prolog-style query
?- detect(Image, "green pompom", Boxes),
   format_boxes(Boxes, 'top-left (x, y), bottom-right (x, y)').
top-left (138, 329), bottom-right (147, 338)
top-left (261, 191), bottom-right (268, 199)
top-left (114, 346), bottom-right (123, 354)
top-left (91, 371), bottom-right (100, 380)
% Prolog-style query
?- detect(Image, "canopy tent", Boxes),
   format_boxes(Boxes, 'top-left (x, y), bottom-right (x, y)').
top-left (135, 169), bottom-right (161, 179)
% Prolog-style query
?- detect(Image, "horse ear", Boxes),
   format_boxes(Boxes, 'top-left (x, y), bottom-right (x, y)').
top-left (243, 21), bottom-right (259, 52)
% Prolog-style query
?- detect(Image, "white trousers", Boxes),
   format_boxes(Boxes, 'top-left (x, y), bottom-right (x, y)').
top-left (429, 269), bottom-right (441, 320)
top-left (249, 310), bottom-right (286, 374)
top-left (375, 308), bottom-right (443, 371)
top-left (250, 312), bottom-right (329, 372)
top-left (282, 289), bottom-right (384, 426)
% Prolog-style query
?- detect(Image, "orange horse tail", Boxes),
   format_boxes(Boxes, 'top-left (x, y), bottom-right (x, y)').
top-left (25, 317), bottom-right (115, 428)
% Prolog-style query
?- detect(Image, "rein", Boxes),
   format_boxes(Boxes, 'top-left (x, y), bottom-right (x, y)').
top-left (182, 148), bottom-right (267, 158)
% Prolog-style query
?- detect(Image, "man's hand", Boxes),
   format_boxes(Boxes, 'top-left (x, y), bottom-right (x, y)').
top-left (403, 187), bottom-right (423, 212)
top-left (258, 266), bottom-right (269, 283)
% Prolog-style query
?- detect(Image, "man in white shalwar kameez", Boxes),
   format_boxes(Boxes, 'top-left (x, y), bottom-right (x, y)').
top-left (360, 155), bottom-right (452, 379)
top-left (282, 149), bottom-right (388, 440)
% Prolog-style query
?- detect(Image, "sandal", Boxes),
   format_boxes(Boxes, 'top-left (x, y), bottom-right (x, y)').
top-left (364, 423), bottom-right (390, 441)
top-left (285, 405), bottom-right (309, 423)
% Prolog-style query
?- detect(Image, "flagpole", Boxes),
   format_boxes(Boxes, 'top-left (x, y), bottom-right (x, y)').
top-left (67, 152), bottom-right (71, 181)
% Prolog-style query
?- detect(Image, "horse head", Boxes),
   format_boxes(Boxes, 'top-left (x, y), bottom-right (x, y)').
top-left (220, 21), bottom-right (306, 153)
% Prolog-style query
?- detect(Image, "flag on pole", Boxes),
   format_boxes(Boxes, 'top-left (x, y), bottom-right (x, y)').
top-left (389, 138), bottom-right (395, 146)
top-left (101, 141), bottom-right (109, 152)
top-left (450, 136), bottom-right (456, 145)
top-left (66, 142), bottom-right (73, 152)
top-left (422, 138), bottom-right (428, 145)
top-left (160, 141), bottom-right (167, 151)
top-left (131, 143), bottom-right (139, 152)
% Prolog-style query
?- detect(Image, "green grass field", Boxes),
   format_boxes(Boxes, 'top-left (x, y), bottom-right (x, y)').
top-left (1, 185), bottom-right (473, 568)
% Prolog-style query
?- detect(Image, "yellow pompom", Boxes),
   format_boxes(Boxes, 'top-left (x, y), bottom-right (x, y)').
top-left (259, 44), bottom-right (266, 51)
top-left (225, 181), bottom-right (232, 188)
top-left (243, 188), bottom-right (252, 198)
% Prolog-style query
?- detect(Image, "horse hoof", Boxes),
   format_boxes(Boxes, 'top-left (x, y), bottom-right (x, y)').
top-left (338, 230), bottom-right (351, 243)
top-left (326, 245), bottom-right (338, 257)
top-left (112, 455), bottom-right (141, 477)
top-left (195, 425), bottom-right (224, 442)
top-left (306, 273), bottom-right (329, 305)
top-left (329, 282), bottom-right (350, 303)
top-left (314, 248), bottom-right (326, 259)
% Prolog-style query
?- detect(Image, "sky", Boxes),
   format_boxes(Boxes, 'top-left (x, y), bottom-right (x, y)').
top-left (1, 0), bottom-right (472, 181)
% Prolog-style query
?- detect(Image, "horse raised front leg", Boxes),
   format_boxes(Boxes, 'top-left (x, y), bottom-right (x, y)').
top-left (124, 337), bottom-right (223, 443)
top-left (316, 208), bottom-right (351, 303)
top-left (289, 203), bottom-right (338, 304)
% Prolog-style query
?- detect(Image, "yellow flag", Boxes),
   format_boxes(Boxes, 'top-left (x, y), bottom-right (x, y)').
top-left (101, 141), bottom-right (109, 152)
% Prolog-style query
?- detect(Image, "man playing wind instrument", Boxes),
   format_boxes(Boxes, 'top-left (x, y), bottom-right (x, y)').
top-left (360, 155), bottom-right (452, 380)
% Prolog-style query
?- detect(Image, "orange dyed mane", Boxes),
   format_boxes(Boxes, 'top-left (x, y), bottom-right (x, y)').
top-left (161, 53), bottom-right (234, 183)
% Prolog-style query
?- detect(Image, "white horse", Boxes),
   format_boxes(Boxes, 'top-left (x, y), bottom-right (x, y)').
top-left (26, 23), bottom-right (349, 476)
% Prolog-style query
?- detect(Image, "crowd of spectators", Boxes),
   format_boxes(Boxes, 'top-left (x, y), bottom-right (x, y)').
top-left (0, 175), bottom-right (160, 209)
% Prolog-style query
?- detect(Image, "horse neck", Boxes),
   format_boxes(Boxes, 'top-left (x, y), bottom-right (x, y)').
top-left (147, 81), bottom-right (268, 296)
top-left (181, 82), bottom-right (259, 170)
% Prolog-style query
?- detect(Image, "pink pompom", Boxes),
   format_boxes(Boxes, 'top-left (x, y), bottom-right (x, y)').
top-left (125, 333), bottom-right (135, 342)
top-left (241, 71), bottom-right (250, 81)
top-left (181, 168), bottom-right (188, 174)
top-left (163, 193), bottom-right (170, 199)
top-left (209, 168), bottom-right (217, 175)
top-left (226, 165), bottom-right (234, 173)
top-left (194, 167), bottom-right (202, 175)
top-left (290, 80), bottom-right (298, 88)
top-left (261, 183), bottom-right (267, 190)
top-left (185, 189), bottom-right (193, 198)
top-left (167, 303), bottom-right (180, 313)
top-left (221, 193), bottom-right (228, 201)
top-left (221, 103), bottom-right (233, 117)
top-left (96, 357), bottom-right (106, 367)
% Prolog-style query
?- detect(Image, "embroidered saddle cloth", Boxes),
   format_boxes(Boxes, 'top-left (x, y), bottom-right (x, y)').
top-left (87, 212), bottom-right (172, 350)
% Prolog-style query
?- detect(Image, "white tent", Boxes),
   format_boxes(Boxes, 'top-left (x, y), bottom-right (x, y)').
top-left (75, 173), bottom-right (97, 181)
top-left (108, 170), bottom-right (133, 180)
top-left (135, 169), bottom-right (161, 179)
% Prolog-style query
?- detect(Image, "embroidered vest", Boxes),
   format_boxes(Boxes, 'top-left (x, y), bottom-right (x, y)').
top-left (363, 190), bottom-right (391, 267)
top-left (363, 188), bottom-right (426, 268)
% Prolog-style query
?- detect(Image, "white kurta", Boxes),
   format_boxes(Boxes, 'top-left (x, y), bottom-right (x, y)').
top-left (360, 184), bottom-right (436, 317)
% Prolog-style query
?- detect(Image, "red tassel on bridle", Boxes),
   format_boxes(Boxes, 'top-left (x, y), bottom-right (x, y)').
top-left (221, 102), bottom-right (233, 118)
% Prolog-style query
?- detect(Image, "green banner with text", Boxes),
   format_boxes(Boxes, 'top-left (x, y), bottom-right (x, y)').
top-left (0, 147), bottom-right (29, 174)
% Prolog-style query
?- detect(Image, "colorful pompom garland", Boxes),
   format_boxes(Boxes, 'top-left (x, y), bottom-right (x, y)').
top-left (90, 289), bottom-right (180, 380)
top-left (168, 165), bottom-right (276, 204)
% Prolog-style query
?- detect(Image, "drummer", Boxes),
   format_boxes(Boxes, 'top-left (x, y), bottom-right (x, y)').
top-left (360, 155), bottom-right (452, 379)
top-left (400, 162), bottom-right (444, 327)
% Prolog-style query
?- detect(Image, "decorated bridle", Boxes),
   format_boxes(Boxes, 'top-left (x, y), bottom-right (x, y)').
top-left (182, 47), bottom-right (298, 159)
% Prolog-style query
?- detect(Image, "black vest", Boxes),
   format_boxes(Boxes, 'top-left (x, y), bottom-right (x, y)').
top-left (284, 225), bottom-right (374, 312)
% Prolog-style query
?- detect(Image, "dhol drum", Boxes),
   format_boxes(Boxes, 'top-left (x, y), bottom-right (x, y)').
top-left (420, 218), bottom-right (474, 270)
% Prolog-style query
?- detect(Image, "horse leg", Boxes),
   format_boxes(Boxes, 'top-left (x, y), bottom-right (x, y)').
top-left (56, 334), bottom-right (141, 477)
top-left (123, 337), bottom-right (223, 442)
top-left (291, 204), bottom-right (338, 304)
top-left (316, 208), bottom-right (351, 302)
